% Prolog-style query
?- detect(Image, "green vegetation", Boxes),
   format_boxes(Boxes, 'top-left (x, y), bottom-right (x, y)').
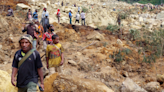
top-left (81, 6), bottom-right (88, 13)
top-left (128, 28), bottom-right (164, 63)
top-left (106, 24), bottom-right (119, 34)
top-left (120, 0), bottom-right (164, 5)
top-left (111, 48), bottom-right (132, 63)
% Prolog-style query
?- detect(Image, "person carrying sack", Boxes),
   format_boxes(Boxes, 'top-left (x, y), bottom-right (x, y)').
top-left (11, 34), bottom-right (44, 92)
top-left (46, 34), bottom-right (64, 75)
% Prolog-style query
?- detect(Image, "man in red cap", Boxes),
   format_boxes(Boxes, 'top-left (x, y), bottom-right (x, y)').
top-left (57, 9), bottom-right (60, 23)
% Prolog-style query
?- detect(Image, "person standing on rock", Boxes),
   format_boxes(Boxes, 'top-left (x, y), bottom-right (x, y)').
top-left (41, 14), bottom-right (49, 32)
top-left (42, 24), bottom-right (54, 50)
top-left (6, 6), bottom-right (14, 16)
top-left (81, 11), bottom-right (85, 26)
top-left (11, 34), bottom-right (44, 92)
top-left (27, 9), bottom-right (32, 21)
top-left (57, 9), bottom-right (60, 23)
top-left (69, 10), bottom-right (72, 24)
top-left (75, 11), bottom-right (80, 24)
top-left (33, 9), bottom-right (38, 20)
top-left (46, 34), bottom-right (64, 74)
top-left (78, 6), bottom-right (80, 13)
top-left (22, 20), bottom-right (38, 50)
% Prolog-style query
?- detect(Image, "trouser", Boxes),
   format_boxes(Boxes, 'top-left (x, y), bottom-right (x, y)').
top-left (33, 40), bottom-right (37, 50)
top-left (57, 17), bottom-right (60, 23)
top-left (43, 41), bottom-right (47, 50)
top-left (81, 18), bottom-right (85, 25)
top-left (75, 19), bottom-right (79, 23)
top-left (18, 82), bottom-right (37, 92)
top-left (49, 67), bottom-right (62, 75)
top-left (43, 25), bottom-right (47, 32)
top-left (70, 17), bottom-right (72, 24)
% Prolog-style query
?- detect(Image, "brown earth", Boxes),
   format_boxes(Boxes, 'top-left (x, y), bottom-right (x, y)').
top-left (1, 4), bottom-right (164, 92)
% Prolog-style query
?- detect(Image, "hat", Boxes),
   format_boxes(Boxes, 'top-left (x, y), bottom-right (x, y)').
top-left (19, 34), bottom-right (33, 45)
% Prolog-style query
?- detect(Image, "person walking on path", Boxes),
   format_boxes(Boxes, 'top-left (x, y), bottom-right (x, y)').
top-left (33, 9), bottom-right (38, 20)
top-left (22, 20), bottom-right (38, 50)
top-left (57, 9), bottom-right (60, 23)
top-left (69, 10), bottom-right (72, 24)
top-left (42, 24), bottom-right (54, 50)
top-left (80, 11), bottom-right (86, 26)
top-left (6, 6), bottom-right (14, 16)
top-left (11, 34), bottom-right (44, 92)
top-left (35, 20), bottom-right (44, 48)
top-left (46, 34), bottom-right (64, 74)
top-left (41, 14), bottom-right (49, 32)
top-left (117, 15), bottom-right (121, 26)
top-left (27, 9), bottom-right (32, 21)
top-left (75, 12), bottom-right (80, 24)
top-left (41, 8), bottom-right (49, 24)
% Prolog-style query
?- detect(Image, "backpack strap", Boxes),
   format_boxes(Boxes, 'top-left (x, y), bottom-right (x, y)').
top-left (18, 49), bottom-right (35, 68)
top-left (54, 45), bottom-right (61, 56)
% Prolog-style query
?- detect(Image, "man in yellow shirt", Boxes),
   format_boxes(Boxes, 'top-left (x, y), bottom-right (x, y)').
top-left (46, 35), bottom-right (64, 74)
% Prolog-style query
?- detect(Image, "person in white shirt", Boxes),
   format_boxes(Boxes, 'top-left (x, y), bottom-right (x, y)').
top-left (75, 12), bottom-right (80, 24)
top-left (80, 11), bottom-right (85, 26)
top-left (41, 8), bottom-right (49, 19)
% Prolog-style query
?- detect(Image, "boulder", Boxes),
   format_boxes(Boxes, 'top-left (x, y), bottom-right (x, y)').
top-left (139, 17), bottom-right (144, 22)
top-left (121, 78), bottom-right (147, 92)
top-left (54, 74), bottom-right (114, 92)
top-left (68, 60), bottom-right (77, 66)
top-left (157, 74), bottom-right (164, 83)
top-left (130, 25), bottom-right (142, 30)
top-left (0, 70), bottom-right (17, 92)
top-left (44, 73), bottom-right (114, 92)
top-left (144, 82), bottom-right (160, 92)
top-left (38, 3), bottom-right (47, 8)
top-left (157, 11), bottom-right (164, 20)
top-left (46, 1), bottom-right (51, 5)
top-left (16, 3), bottom-right (30, 10)
top-left (87, 31), bottom-right (105, 41)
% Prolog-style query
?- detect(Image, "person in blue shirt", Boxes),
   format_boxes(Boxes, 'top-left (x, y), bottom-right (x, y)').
top-left (33, 9), bottom-right (38, 20)
top-left (69, 10), bottom-right (72, 24)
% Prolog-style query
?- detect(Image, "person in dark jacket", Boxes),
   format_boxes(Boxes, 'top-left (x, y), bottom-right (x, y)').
top-left (41, 14), bottom-right (49, 32)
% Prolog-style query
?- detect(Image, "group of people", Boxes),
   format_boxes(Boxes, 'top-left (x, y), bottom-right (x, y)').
top-left (68, 10), bottom-right (86, 25)
top-left (11, 7), bottom-right (64, 92)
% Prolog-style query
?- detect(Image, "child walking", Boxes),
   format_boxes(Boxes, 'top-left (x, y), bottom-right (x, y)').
top-left (46, 35), bottom-right (64, 75)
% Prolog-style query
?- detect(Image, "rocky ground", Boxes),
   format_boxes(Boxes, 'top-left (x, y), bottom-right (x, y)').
top-left (1, 0), bottom-right (164, 92)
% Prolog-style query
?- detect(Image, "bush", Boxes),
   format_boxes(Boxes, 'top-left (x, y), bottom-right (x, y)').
top-left (111, 48), bottom-right (132, 63)
top-left (82, 6), bottom-right (88, 13)
top-left (106, 24), bottom-right (119, 33)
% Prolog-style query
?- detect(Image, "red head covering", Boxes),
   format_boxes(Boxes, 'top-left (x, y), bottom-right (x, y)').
top-left (57, 9), bottom-right (60, 15)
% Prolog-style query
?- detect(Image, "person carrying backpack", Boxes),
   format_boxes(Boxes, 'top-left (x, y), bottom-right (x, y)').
top-left (11, 34), bottom-right (44, 92)
top-left (22, 20), bottom-right (39, 50)
top-left (57, 9), bottom-right (60, 23)
top-left (46, 34), bottom-right (64, 74)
